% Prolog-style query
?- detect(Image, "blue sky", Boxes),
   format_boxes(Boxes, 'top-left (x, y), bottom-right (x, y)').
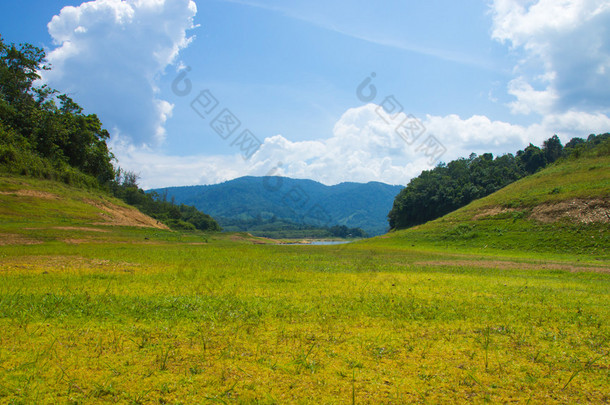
top-left (1, 0), bottom-right (609, 188)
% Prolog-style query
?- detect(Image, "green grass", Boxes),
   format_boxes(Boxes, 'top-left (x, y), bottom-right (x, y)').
top-left (0, 169), bottom-right (608, 403)
top-left (0, 240), bottom-right (608, 404)
top-left (374, 153), bottom-right (610, 261)
top-left (460, 154), bottom-right (610, 209)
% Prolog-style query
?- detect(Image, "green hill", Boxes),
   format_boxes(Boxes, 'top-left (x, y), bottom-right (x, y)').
top-left (151, 177), bottom-right (403, 236)
top-left (369, 142), bottom-right (609, 259)
top-left (0, 174), bottom-right (176, 245)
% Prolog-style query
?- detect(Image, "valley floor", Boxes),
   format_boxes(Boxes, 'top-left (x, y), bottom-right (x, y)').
top-left (0, 226), bottom-right (608, 404)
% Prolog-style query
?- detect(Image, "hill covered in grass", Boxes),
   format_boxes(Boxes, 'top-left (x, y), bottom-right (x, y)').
top-left (373, 139), bottom-right (609, 258)
top-left (0, 174), bottom-right (176, 245)
top-left (388, 133), bottom-right (608, 230)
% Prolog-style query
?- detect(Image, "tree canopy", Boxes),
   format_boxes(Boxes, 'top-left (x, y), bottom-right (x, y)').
top-left (388, 133), bottom-right (609, 230)
top-left (0, 36), bottom-right (115, 184)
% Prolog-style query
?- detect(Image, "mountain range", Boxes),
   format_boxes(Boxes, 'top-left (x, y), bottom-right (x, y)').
top-left (150, 176), bottom-right (403, 236)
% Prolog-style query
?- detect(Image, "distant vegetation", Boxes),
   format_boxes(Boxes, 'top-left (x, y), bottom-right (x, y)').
top-left (110, 170), bottom-right (221, 232)
top-left (388, 133), bottom-right (610, 230)
top-left (152, 177), bottom-right (401, 236)
top-left (0, 36), bottom-right (220, 232)
top-left (219, 215), bottom-right (366, 239)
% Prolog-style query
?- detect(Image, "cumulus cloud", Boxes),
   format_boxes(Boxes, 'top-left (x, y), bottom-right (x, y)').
top-left (41, 0), bottom-right (197, 146)
top-left (66, 0), bottom-right (610, 189)
top-left (115, 103), bottom-right (610, 189)
top-left (491, 0), bottom-right (610, 114)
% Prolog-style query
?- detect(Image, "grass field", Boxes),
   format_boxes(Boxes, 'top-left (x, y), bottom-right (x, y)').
top-left (0, 166), bottom-right (609, 404)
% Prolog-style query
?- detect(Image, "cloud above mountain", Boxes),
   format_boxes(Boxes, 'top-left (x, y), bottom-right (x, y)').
top-left (116, 103), bottom-right (610, 189)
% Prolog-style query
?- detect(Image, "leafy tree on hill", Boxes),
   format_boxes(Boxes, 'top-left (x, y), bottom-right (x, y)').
top-left (516, 143), bottom-right (546, 174)
top-left (0, 36), bottom-right (114, 184)
top-left (0, 35), bottom-right (220, 232)
top-left (388, 134), bottom-right (607, 230)
top-left (388, 152), bottom-right (525, 229)
top-left (543, 134), bottom-right (563, 163)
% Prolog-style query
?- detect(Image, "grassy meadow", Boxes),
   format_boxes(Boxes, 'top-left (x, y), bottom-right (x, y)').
top-left (0, 173), bottom-right (609, 404)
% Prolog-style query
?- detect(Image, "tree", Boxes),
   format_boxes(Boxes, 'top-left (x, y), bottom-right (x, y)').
top-left (517, 144), bottom-right (546, 174)
top-left (0, 36), bottom-right (114, 184)
top-left (542, 135), bottom-right (563, 163)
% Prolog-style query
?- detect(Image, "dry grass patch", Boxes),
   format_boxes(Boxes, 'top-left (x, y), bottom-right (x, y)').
top-left (0, 233), bottom-right (42, 246)
top-left (52, 226), bottom-right (111, 233)
top-left (416, 260), bottom-right (610, 273)
top-left (0, 189), bottom-right (59, 199)
top-left (472, 207), bottom-right (516, 220)
top-left (0, 255), bottom-right (140, 274)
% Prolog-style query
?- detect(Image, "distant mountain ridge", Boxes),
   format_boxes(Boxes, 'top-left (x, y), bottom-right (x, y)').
top-left (150, 176), bottom-right (403, 236)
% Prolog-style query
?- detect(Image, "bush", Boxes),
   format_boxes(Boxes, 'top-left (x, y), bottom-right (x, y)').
top-left (165, 219), bottom-right (196, 231)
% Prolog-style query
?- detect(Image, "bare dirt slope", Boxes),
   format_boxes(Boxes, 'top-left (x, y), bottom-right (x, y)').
top-left (85, 198), bottom-right (168, 229)
top-left (474, 198), bottom-right (610, 224)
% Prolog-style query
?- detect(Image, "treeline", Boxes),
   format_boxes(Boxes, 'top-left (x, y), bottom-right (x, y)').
top-left (110, 170), bottom-right (221, 231)
top-left (388, 133), bottom-right (610, 230)
top-left (219, 216), bottom-right (366, 239)
top-left (0, 36), bottom-right (220, 232)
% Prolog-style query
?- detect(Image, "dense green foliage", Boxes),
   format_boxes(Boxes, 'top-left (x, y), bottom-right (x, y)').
top-left (0, 37), bottom-right (114, 186)
top-left (388, 133), bottom-right (609, 230)
top-left (0, 36), bottom-right (220, 232)
top-left (328, 224), bottom-right (367, 238)
top-left (111, 170), bottom-right (221, 232)
top-left (152, 177), bottom-right (402, 236)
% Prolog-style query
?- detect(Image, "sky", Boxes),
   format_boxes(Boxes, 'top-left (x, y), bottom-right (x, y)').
top-left (1, 0), bottom-right (609, 188)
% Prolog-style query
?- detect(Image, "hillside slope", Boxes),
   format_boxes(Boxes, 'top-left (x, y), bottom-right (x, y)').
top-left (370, 150), bottom-right (609, 258)
top-left (0, 174), bottom-right (170, 245)
top-left (151, 177), bottom-right (403, 236)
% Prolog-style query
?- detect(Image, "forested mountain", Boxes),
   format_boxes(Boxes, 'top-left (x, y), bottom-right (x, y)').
top-left (388, 133), bottom-right (609, 230)
top-left (151, 177), bottom-right (403, 236)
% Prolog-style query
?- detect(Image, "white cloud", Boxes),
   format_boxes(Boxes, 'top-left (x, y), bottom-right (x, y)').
top-left (41, 0), bottom-right (197, 146)
top-left (67, 0), bottom-right (610, 189)
top-left (506, 76), bottom-right (558, 115)
top-left (114, 103), bottom-right (610, 189)
top-left (491, 0), bottom-right (610, 114)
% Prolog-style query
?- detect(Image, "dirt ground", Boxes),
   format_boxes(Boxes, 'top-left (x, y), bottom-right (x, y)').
top-left (86, 199), bottom-right (169, 229)
top-left (474, 198), bottom-right (609, 224)
top-left (529, 198), bottom-right (609, 223)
